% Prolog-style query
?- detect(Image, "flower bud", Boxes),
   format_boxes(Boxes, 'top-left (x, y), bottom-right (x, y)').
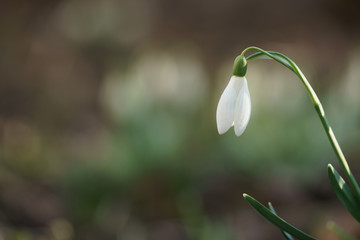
top-left (232, 55), bottom-right (247, 77)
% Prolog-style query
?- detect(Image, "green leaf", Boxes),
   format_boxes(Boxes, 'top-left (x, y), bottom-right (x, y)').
top-left (243, 194), bottom-right (317, 240)
top-left (327, 164), bottom-right (360, 222)
top-left (326, 221), bottom-right (358, 240)
top-left (268, 202), bottom-right (294, 240)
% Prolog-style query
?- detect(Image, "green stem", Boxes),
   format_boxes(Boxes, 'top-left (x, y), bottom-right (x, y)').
top-left (242, 46), bottom-right (360, 198)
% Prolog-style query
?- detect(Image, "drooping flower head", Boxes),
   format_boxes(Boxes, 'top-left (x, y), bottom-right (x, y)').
top-left (216, 55), bottom-right (251, 136)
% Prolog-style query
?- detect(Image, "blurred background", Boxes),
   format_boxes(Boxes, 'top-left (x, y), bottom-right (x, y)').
top-left (1, 0), bottom-right (360, 239)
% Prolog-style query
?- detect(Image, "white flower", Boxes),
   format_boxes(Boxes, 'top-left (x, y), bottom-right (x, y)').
top-left (216, 76), bottom-right (251, 136)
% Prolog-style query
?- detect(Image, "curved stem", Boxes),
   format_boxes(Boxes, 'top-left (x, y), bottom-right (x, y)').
top-left (242, 46), bottom-right (360, 198)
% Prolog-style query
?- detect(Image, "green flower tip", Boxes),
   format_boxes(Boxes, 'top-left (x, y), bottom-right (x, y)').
top-left (243, 193), bottom-right (249, 198)
top-left (233, 55), bottom-right (247, 77)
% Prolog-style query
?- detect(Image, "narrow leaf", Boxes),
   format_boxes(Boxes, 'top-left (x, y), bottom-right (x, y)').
top-left (268, 202), bottom-right (294, 240)
top-left (243, 194), bottom-right (317, 240)
top-left (327, 164), bottom-right (360, 222)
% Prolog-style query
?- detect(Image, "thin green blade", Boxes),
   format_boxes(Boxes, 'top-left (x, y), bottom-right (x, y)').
top-left (243, 194), bottom-right (317, 240)
top-left (327, 164), bottom-right (360, 222)
top-left (268, 202), bottom-right (294, 240)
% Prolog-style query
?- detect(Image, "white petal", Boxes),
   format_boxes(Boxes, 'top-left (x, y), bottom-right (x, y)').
top-left (216, 76), bottom-right (240, 134)
top-left (233, 77), bottom-right (251, 136)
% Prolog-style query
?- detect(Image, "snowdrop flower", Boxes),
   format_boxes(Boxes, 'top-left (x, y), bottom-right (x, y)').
top-left (216, 55), bottom-right (251, 136)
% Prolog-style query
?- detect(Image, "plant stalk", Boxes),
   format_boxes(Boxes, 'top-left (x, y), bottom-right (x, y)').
top-left (242, 46), bottom-right (360, 198)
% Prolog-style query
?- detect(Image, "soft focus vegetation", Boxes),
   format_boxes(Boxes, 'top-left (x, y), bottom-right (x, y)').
top-left (1, 0), bottom-right (360, 239)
